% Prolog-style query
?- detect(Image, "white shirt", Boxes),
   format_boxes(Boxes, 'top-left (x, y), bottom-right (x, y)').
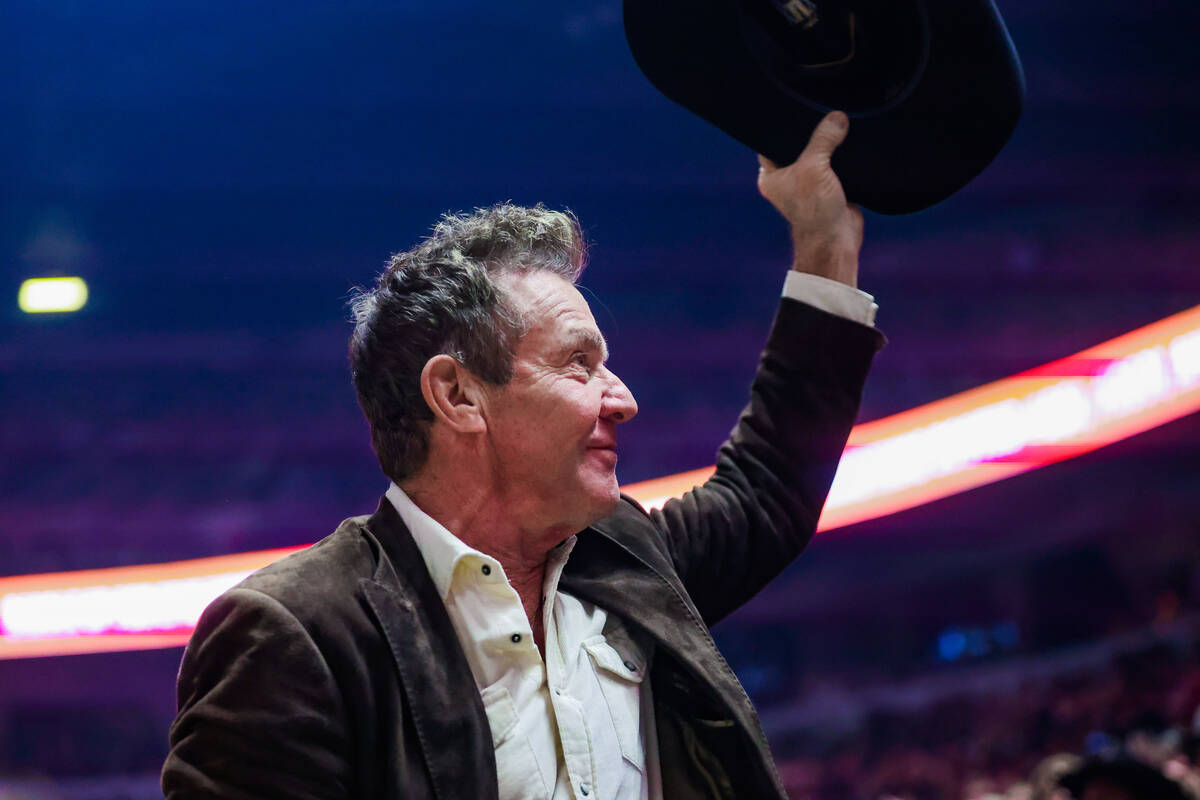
top-left (388, 273), bottom-right (876, 800)
top-left (387, 484), bottom-right (656, 800)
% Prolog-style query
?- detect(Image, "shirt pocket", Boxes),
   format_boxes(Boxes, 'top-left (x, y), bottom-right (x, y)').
top-left (480, 684), bottom-right (550, 800)
top-left (582, 634), bottom-right (647, 771)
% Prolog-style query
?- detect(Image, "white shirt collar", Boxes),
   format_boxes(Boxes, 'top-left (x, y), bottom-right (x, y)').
top-left (385, 482), bottom-right (497, 601)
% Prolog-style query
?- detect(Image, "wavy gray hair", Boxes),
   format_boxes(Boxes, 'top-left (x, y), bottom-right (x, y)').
top-left (349, 203), bottom-right (586, 482)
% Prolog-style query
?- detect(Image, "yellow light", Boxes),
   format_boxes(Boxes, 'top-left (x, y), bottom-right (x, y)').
top-left (18, 277), bottom-right (89, 314)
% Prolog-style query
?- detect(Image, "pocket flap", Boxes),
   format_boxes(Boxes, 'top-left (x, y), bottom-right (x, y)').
top-left (583, 635), bottom-right (646, 683)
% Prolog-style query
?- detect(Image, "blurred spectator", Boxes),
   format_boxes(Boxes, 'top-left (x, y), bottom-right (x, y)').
top-left (774, 626), bottom-right (1200, 800)
top-left (1058, 755), bottom-right (1192, 800)
top-left (1029, 753), bottom-right (1081, 800)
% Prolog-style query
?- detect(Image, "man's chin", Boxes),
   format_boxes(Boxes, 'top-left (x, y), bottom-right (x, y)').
top-left (597, 486), bottom-right (622, 514)
top-left (579, 482), bottom-right (622, 527)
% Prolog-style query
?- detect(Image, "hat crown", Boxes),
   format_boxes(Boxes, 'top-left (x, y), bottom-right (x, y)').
top-left (740, 0), bottom-right (930, 114)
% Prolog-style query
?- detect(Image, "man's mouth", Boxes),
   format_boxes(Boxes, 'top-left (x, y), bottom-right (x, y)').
top-left (586, 442), bottom-right (618, 461)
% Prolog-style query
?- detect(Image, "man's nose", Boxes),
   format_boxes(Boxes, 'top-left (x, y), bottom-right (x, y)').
top-left (601, 368), bottom-right (638, 424)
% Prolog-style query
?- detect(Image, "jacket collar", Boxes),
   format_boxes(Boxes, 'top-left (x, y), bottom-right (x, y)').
top-left (359, 497), bottom-right (498, 800)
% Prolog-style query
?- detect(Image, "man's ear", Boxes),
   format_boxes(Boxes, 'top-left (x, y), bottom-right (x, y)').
top-left (419, 354), bottom-right (487, 434)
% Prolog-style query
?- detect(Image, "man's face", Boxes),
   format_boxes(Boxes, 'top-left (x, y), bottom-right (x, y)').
top-left (479, 270), bottom-right (638, 535)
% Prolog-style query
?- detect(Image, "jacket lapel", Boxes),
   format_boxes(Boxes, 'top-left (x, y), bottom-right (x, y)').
top-left (561, 523), bottom-right (769, 745)
top-left (359, 499), bottom-right (498, 800)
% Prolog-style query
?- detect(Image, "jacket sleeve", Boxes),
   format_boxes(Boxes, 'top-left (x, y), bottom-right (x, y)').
top-left (162, 587), bottom-right (352, 800)
top-left (649, 298), bottom-right (884, 626)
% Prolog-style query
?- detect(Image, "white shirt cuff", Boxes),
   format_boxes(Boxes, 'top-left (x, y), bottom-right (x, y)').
top-left (782, 271), bottom-right (878, 327)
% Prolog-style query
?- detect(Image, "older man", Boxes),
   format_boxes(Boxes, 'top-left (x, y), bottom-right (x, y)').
top-left (162, 112), bottom-right (883, 799)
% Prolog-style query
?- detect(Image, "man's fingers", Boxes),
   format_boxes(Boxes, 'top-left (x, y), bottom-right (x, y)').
top-left (803, 111), bottom-right (850, 162)
top-left (757, 153), bottom-right (778, 172)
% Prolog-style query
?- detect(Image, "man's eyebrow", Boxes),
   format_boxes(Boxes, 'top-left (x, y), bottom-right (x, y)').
top-left (564, 328), bottom-right (609, 361)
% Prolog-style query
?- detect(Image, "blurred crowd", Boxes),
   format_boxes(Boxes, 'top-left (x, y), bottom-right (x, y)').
top-left (778, 636), bottom-right (1200, 799)
top-left (3, 626), bottom-right (1198, 800)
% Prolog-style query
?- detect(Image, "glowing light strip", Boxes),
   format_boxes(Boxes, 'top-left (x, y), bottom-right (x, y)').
top-left (0, 549), bottom-right (301, 659)
top-left (624, 303), bottom-right (1200, 529)
top-left (3, 303), bottom-right (1200, 660)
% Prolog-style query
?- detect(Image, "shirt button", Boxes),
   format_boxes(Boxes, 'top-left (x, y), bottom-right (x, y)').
top-left (623, 660), bottom-right (638, 672)
top-left (510, 633), bottom-right (522, 644)
top-left (580, 784), bottom-right (590, 796)
top-left (481, 564), bottom-right (491, 576)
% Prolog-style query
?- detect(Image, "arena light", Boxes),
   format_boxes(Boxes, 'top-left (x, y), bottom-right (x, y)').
top-left (624, 303), bottom-right (1200, 530)
top-left (817, 307), bottom-right (1200, 529)
top-left (0, 549), bottom-right (300, 659)
top-left (18, 277), bottom-right (89, 313)
top-left (3, 303), bottom-right (1200, 660)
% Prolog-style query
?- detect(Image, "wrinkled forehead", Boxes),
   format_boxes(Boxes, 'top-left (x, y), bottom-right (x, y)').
top-left (499, 270), bottom-right (607, 357)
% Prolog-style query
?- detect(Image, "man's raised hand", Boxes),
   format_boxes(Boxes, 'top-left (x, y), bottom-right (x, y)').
top-left (757, 111), bottom-right (863, 289)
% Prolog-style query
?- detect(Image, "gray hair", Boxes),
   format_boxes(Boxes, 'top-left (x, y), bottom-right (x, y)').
top-left (349, 203), bottom-right (586, 482)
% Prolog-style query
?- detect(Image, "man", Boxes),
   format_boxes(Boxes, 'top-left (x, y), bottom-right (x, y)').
top-left (163, 112), bottom-right (884, 799)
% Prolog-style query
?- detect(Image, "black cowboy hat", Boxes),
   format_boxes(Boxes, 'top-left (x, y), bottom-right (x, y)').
top-left (623, 0), bottom-right (1025, 214)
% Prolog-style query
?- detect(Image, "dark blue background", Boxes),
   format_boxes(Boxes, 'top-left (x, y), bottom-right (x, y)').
top-left (2, 0), bottom-right (1200, 792)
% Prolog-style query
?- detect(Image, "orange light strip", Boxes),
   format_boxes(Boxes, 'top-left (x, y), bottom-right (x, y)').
top-left (3, 303), bottom-right (1200, 660)
top-left (0, 548), bottom-right (302, 659)
top-left (625, 303), bottom-right (1200, 529)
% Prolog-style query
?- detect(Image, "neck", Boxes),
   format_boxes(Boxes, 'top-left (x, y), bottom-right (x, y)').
top-left (401, 476), bottom-right (570, 572)
top-left (400, 469), bottom-right (570, 651)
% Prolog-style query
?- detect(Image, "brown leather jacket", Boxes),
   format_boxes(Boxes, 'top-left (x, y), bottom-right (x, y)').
top-left (162, 299), bottom-right (884, 799)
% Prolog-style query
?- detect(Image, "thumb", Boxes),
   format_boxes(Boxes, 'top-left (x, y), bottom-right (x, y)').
top-left (803, 111), bottom-right (850, 162)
